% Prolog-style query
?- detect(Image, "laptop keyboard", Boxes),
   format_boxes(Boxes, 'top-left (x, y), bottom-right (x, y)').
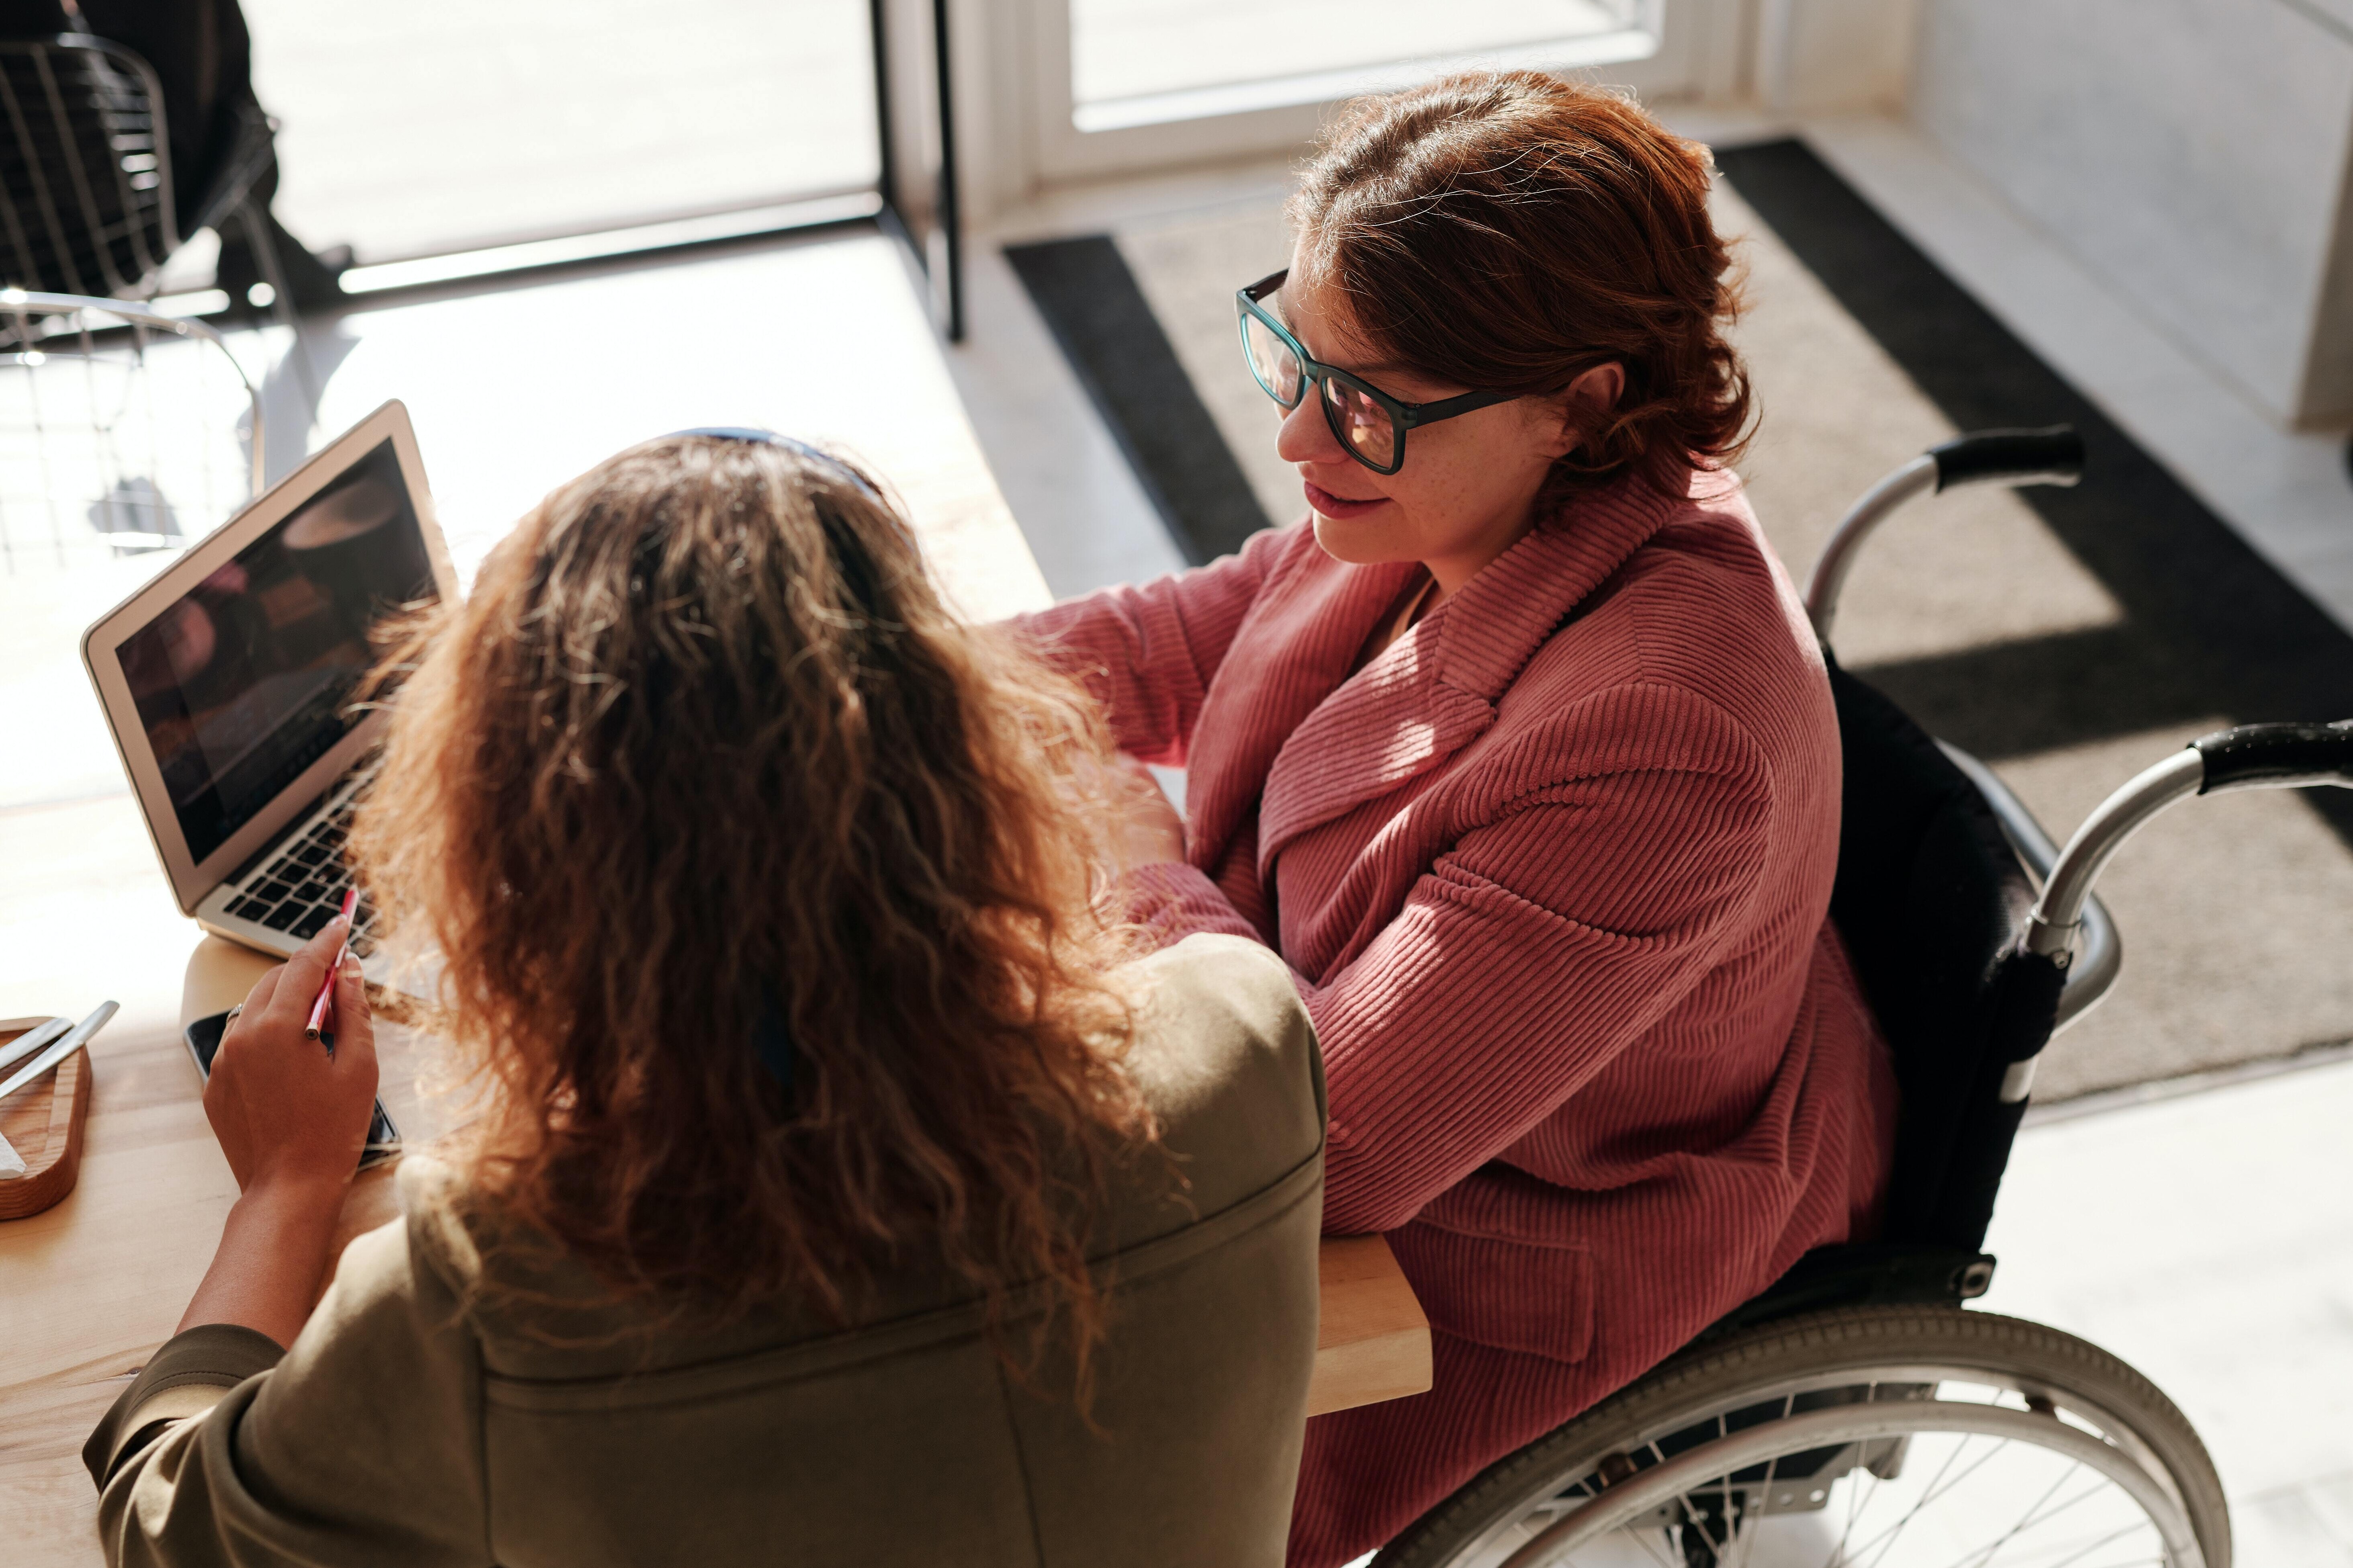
top-left (221, 796), bottom-right (379, 956)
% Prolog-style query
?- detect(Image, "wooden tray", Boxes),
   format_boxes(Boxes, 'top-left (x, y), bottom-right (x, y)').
top-left (0, 1015), bottom-right (94, 1221)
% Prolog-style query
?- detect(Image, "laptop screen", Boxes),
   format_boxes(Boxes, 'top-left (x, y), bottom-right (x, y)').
top-left (113, 439), bottom-right (439, 866)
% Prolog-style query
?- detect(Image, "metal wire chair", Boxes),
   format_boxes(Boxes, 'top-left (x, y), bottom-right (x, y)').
top-left (0, 32), bottom-right (174, 298)
top-left (0, 288), bottom-right (260, 575)
top-left (0, 32), bottom-right (299, 321)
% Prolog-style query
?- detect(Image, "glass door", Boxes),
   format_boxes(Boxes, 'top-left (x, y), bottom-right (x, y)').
top-left (246, 0), bottom-right (881, 265)
top-left (1032, 0), bottom-right (1722, 182)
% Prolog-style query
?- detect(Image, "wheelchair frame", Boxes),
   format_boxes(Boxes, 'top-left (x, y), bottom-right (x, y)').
top-left (1371, 427), bottom-right (2353, 1568)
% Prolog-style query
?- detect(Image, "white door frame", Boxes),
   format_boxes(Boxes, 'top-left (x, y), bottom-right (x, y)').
top-left (993, 0), bottom-right (1749, 194)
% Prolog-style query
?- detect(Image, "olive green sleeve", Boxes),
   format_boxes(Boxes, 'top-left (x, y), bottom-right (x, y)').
top-left (83, 1324), bottom-right (285, 1489)
top-left (92, 1211), bottom-right (492, 1568)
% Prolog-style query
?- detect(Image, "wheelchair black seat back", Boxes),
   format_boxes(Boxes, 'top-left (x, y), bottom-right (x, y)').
top-left (1704, 655), bottom-right (2067, 1334)
top-left (1824, 658), bottom-right (2061, 1261)
top-left (1829, 655), bottom-right (2067, 1253)
top-left (1374, 430), bottom-right (2353, 1568)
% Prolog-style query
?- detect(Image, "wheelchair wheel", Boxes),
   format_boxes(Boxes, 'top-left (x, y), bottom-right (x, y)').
top-left (1374, 1306), bottom-right (2229, 1568)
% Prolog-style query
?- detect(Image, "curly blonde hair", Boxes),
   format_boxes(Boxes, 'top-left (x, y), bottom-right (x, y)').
top-left (350, 434), bottom-right (1152, 1355)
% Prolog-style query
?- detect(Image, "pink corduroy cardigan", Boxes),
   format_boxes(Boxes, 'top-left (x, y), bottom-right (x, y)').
top-left (1019, 467), bottom-right (1899, 1568)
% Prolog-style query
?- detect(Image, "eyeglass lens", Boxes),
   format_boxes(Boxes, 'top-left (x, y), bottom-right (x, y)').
top-left (1321, 379), bottom-right (1396, 468)
top-left (1242, 310), bottom-right (1304, 406)
top-left (1242, 299), bottom-right (1402, 470)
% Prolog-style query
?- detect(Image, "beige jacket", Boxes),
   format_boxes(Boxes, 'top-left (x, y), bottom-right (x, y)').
top-left (86, 935), bottom-right (1326, 1568)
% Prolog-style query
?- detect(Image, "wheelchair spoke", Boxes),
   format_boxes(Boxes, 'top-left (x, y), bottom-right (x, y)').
top-left (1644, 1437), bottom-right (1723, 1568)
top-left (1440, 1318), bottom-right (2217, 1568)
top-left (1827, 1442), bottom-right (1879, 1568)
top-left (2037, 1523), bottom-right (2166, 1568)
top-left (1613, 1509), bottom-right (1681, 1568)
top-left (1852, 1439), bottom-right (2012, 1568)
top-left (1730, 1453), bottom-right (1779, 1568)
top-left (1728, 1395), bottom-right (1797, 1568)
top-left (1995, 1475), bottom-right (2131, 1560)
top-left (1941, 1460), bottom-right (2084, 1568)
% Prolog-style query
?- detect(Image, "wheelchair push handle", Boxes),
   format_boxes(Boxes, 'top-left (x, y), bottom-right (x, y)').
top-left (2027, 721), bottom-right (2353, 968)
top-left (2195, 719), bottom-right (2353, 793)
top-left (1804, 425), bottom-right (2082, 644)
top-left (1998, 719), bottom-right (2353, 1105)
top-left (1928, 426), bottom-right (2084, 493)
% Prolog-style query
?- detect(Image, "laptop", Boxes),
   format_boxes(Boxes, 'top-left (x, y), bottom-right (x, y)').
top-left (82, 401), bottom-right (457, 981)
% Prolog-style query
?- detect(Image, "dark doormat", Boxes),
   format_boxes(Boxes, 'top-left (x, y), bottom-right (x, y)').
top-left (1005, 235), bottom-right (1274, 565)
top-left (1714, 140), bottom-right (2353, 850)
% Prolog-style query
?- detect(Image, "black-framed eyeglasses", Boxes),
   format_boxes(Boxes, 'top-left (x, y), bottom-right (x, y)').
top-left (1236, 269), bottom-right (1518, 475)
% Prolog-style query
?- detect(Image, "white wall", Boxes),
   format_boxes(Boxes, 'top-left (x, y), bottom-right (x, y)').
top-left (1914, 0), bottom-right (2353, 427)
top-left (1756, 0), bottom-right (1920, 113)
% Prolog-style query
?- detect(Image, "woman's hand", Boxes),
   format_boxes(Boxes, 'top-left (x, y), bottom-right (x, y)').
top-left (205, 917), bottom-right (379, 1199)
top-left (179, 918), bottom-right (379, 1346)
top-left (1106, 752), bottom-right (1188, 868)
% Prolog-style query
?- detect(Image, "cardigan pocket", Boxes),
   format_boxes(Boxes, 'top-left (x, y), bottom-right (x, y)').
top-left (1391, 1222), bottom-right (1595, 1365)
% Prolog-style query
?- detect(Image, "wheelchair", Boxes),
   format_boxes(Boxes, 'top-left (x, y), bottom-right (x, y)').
top-left (1373, 428), bottom-right (2353, 1568)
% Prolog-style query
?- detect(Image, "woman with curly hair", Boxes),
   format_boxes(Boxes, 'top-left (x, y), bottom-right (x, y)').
top-left (1025, 72), bottom-right (1898, 1564)
top-left (85, 433), bottom-right (1327, 1568)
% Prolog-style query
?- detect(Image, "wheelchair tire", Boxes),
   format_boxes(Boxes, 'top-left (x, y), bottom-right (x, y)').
top-left (1373, 1305), bottom-right (2230, 1568)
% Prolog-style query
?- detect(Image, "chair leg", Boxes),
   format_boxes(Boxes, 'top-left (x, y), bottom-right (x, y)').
top-left (236, 197), bottom-right (322, 410)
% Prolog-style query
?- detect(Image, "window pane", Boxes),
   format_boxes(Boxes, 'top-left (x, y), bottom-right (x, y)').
top-left (246, 0), bottom-right (879, 263)
top-left (1071, 0), bottom-right (1648, 115)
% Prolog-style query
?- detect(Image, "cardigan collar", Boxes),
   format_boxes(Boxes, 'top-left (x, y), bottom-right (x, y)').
top-left (1254, 475), bottom-right (1686, 874)
top-left (1427, 475), bottom-right (1686, 705)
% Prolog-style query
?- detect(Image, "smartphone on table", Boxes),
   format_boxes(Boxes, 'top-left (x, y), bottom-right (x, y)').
top-left (183, 1009), bottom-right (401, 1169)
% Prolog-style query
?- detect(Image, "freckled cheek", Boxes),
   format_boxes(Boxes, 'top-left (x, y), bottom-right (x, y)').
top-left (1390, 458), bottom-right (1472, 523)
top-left (1381, 456), bottom-right (1508, 554)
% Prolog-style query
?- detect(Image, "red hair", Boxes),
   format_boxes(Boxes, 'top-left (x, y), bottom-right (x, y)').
top-left (1290, 70), bottom-right (1752, 501)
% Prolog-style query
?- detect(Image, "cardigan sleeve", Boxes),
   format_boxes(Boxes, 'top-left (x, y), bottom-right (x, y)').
top-left (1013, 526), bottom-right (1287, 765)
top-left (1120, 685), bottom-right (1776, 1236)
top-left (92, 1216), bottom-right (491, 1568)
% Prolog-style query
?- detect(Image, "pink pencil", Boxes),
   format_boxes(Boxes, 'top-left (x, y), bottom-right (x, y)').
top-left (305, 888), bottom-right (360, 1040)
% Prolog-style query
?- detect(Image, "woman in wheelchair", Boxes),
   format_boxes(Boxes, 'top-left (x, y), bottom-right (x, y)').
top-left (85, 435), bottom-right (1330, 1567)
top-left (1022, 71), bottom-right (1900, 1565)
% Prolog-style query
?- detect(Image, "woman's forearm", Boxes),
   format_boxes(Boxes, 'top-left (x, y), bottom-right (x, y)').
top-left (1119, 861), bottom-right (1269, 947)
top-left (1012, 527), bottom-right (1284, 760)
top-left (176, 1178), bottom-right (347, 1347)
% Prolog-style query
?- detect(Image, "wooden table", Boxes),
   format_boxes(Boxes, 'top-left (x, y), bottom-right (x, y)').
top-left (0, 939), bottom-right (1427, 1563)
